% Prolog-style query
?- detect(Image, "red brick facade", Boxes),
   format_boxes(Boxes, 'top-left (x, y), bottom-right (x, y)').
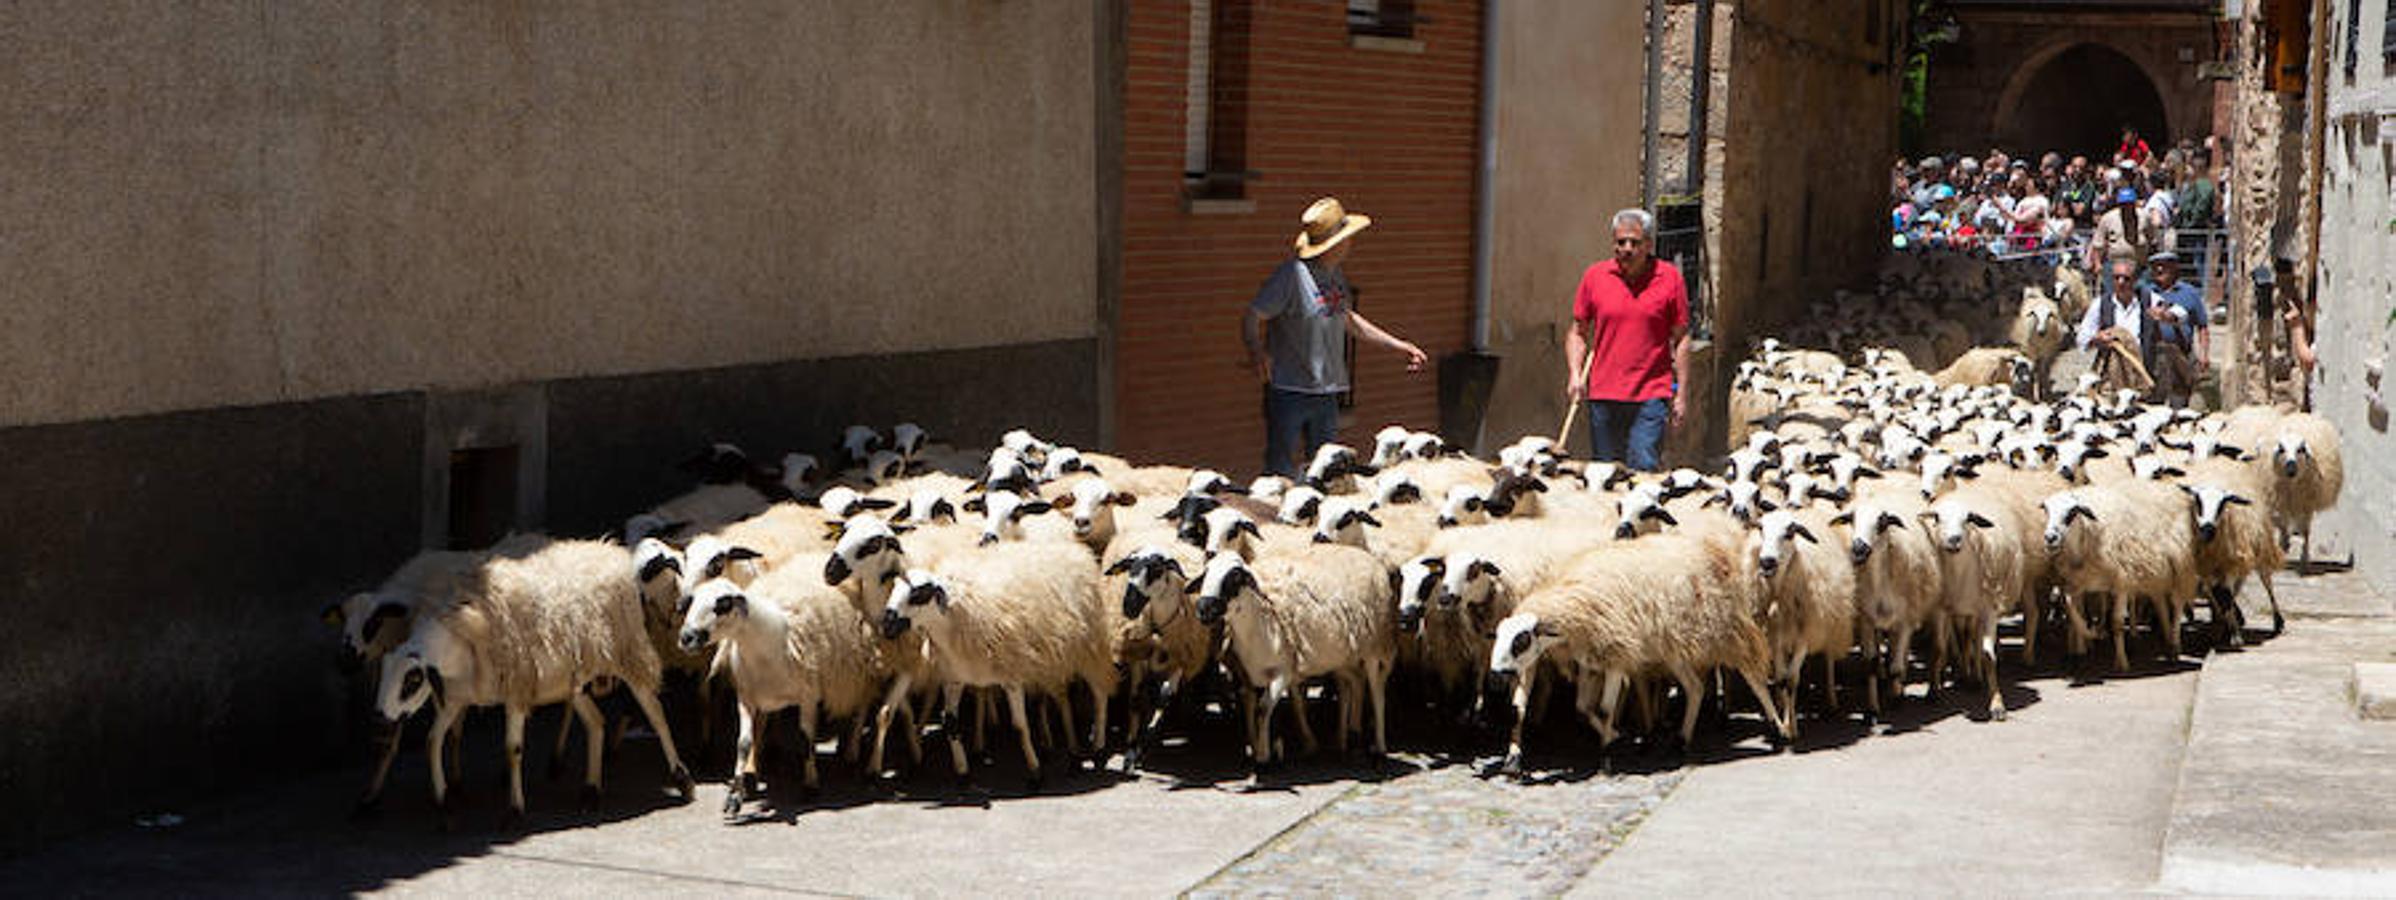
top-left (1117, 0), bottom-right (1482, 475)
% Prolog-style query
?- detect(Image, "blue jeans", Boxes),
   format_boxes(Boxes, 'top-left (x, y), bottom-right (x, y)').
top-left (1263, 388), bottom-right (1341, 477)
top-left (1585, 398), bottom-right (1669, 472)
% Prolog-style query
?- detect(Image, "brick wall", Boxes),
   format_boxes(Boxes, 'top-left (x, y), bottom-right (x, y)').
top-left (1118, 0), bottom-right (1481, 475)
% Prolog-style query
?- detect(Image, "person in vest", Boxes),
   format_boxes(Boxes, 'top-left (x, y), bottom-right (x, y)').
top-left (2076, 257), bottom-right (2153, 391)
top-left (1241, 197), bottom-right (1427, 476)
top-left (2141, 250), bottom-right (2209, 408)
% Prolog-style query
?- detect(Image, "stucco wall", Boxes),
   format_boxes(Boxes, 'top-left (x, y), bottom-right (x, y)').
top-left (1477, 0), bottom-right (1647, 452)
top-left (0, 1), bottom-right (1098, 428)
top-left (2313, 0), bottom-right (2396, 593)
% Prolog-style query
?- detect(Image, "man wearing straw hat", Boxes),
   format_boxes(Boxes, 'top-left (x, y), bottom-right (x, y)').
top-left (1563, 208), bottom-right (1688, 472)
top-left (1242, 197), bottom-right (1427, 477)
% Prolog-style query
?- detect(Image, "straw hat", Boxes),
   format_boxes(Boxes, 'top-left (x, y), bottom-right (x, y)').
top-left (1294, 197), bottom-right (1372, 259)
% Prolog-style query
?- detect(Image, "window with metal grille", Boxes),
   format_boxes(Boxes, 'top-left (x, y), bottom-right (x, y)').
top-left (2346, 0), bottom-right (2363, 80)
top-left (2384, 0), bottom-right (2395, 65)
top-left (1347, 0), bottom-right (1418, 39)
top-left (1185, 0), bottom-right (1252, 200)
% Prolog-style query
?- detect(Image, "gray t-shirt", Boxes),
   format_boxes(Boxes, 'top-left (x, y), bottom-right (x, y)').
top-left (1250, 257), bottom-right (1350, 394)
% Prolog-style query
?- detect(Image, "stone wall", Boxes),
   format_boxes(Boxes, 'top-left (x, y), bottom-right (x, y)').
top-left (1922, 5), bottom-right (2219, 156)
top-left (2312, 0), bottom-right (2396, 592)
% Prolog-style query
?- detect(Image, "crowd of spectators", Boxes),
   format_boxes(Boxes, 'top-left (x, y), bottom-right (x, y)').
top-left (1890, 126), bottom-right (2226, 268)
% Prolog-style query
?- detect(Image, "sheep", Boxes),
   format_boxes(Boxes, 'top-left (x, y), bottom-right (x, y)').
top-left (1248, 475), bottom-right (1294, 501)
top-left (1101, 541), bottom-right (1211, 770)
top-left (1401, 431), bottom-right (1449, 460)
top-left (636, 483), bottom-right (774, 545)
top-left (960, 489), bottom-right (1065, 546)
top-left (890, 489), bottom-right (961, 527)
top-left (1487, 528), bottom-right (1784, 773)
top-left (1933, 347), bottom-right (2033, 391)
top-left (2178, 458), bottom-right (2287, 645)
top-left (2009, 292), bottom-right (2067, 398)
top-left (1920, 489), bottom-right (2029, 720)
top-left (1746, 509), bottom-right (1858, 734)
top-left (1314, 496), bottom-right (1442, 576)
top-left (1830, 490), bottom-right (1943, 717)
top-left (1370, 471), bottom-right (1425, 508)
top-left (1381, 455), bottom-right (1497, 500)
top-left (2261, 412), bottom-right (2345, 565)
top-left (882, 539), bottom-right (1111, 789)
top-left (1370, 424), bottom-right (1413, 468)
top-left (838, 425), bottom-right (887, 468)
top-left (375, 537), bottom-right (694, 826)
top-left (1053, 476), bottom-right (1142, 550)
top-left (679, 566), bottom-right (892, 817)
top-left (1438, 484), bottom-right (1493, 529)
top-left (326, 544), bottom-right (529, 813)
top-left (1192, 546), bottom-right (1397, 766)
top-left (1276, 485), bottom-right (1329, 527)
top-left (1304, 442), bottom-right (1375, 494)
top-left (2037, 481), bottom-right (2200, 671)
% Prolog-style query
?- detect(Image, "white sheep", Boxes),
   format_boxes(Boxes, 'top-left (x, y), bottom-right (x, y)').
top-left (2261, 412), bottom-right (2345, 565)
top-left (376, 537), bottom-right (694, 825)
top-left (1746, 509), bottom-right (1858, 735)
top-left (2038, 480), bottom-right (2199, 671)
top-left (679, 567), bottom-right (892, 817)
top-left (2178, 458), bottom-right (2286, 644)
top-left (883, 538), bottom-right (1110, 789)
top-left (1100, 541), bottom-right (1210, 770)
top-left (1920, 490), bottom-right (2028, 720)
top-left (1192, 547), bottom-right (1397, 765)
top-left (1831, 490), bottom-right (1943, 717)
top-left (1487, 528), bottom-right (1783, 773)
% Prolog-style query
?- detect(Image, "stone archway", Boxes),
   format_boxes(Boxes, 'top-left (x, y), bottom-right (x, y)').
top-left (1991, 40), bottom-right (2174, 160)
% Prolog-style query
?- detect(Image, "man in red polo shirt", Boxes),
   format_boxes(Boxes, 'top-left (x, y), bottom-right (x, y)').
top-left (1564, 208), bottom-right (1689, 471)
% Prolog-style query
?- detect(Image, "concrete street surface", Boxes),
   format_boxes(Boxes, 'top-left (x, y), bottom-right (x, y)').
top-left (1, 570), bottom-right (2388, 897)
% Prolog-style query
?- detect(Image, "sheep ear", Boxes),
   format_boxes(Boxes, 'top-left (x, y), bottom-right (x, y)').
top-left (1110, 491), bottom-right (1136, 507)
top-left (714, 592), bottom-right (748, 616)
top-left (1965, 512), bottom-right (1998, 529)
top-left (1017, 500), bottom-right (1053, 517)
top-left (857, 497), bottom-right (900, 511)
top-left (961, 496), bottom-right (986, 513)
top-left (2065, 506), bottom-right (2097, 525)
top-left (1530, 478), bottom-right (1549, 493)
top-left (2085, 447), bottom-right (2111, 459)
top-left (1474, 559), bottom-right (1503, 579)
top-left (1533, 621), bottom-right (1562, 638)
top-left (1356, 511), bottom-right (1382, 528)
top-left (2158, 465), bottom-right (2185, 478)
top-left (638, 553), bottom-right (682, 582)
top-left (1159, 558), bottom-right (1186, 580)
top-left (1789, 523), bottom-right (1819, 544)
top-left (1702, 492), bottom-right (1727, 508)
top-left (724, 546), bottom-right (765, 562)
top-left (887, 524), bottom-right (915, 537)
top-left (1955, 468), bottom-right (1980, 480)
top-left (1829, 510), bottom-right (1854, 526)
top-left (1464, 497), bottom-right (1483, 512)
top-left (1103, 556), bottom-right (1135, 575)
top-left (1234, 520), bottom-right (1262, 539)
top-left (1857, 466), bottom-right (1883, 479)
top-left (2225, 493), bottom-right (2253, 507)
top-left (821, 521), bottom-right (847, 540)
top-left (1651, 509), bottom-right (1679, 526)
top-left (1759, 497), bottom-right (1780, 512)
top-left (362, 602), bottom-right (409, 643)
top-left (1159, 507), bottom-right (1183, 522)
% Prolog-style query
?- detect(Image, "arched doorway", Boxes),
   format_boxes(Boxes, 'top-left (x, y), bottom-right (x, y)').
top-left (1994, 43), bottom-right (2170, 160)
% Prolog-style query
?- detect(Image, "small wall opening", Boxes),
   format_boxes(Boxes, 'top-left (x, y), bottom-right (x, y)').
top-left (446, 445), bottom-right (520, 550)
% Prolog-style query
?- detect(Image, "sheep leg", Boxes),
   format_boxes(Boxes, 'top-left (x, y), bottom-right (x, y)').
top-left (972, 689), bottom-right (993, 757)
top-left (2060, 593), bottom-right (2092, 658)
top-left (1328, 673), bottom-right (1356, 755)
top-left (1367, 659), bottom-right (1390, 757)
top-left (1926, 611), bottom-right (1952, 691)
top-left (1086, 681), bottom-right (1110, 762)
top-left (1053, 689), bottom-right (1081, 757)
top-left (1499, 672), bottom-right (1534, 777)
top-left (1589, 670), bottom-right (1627, 748)
top-left (1007, 686), bottom-right (1043, 791)
top-left (1980, 612), bottom-right (2006, 721)
top-left (568, 693), bottom-right (606, 809)
top-left (1737, 665), bottom-right (1789, 744)
top-left (1859, 626), bottom-right (1883, 721)
top-left (2018, 589), bottom-right (2043, 666)
top-left (941, 682), bottom-right (970, 780)
top-left (866, 673), bottom-right (912, 778)
top-left (503, 707), bottom-right (529, 827)
top-left (357, 718), bottom-right (404, 814)
top-left (2156, 594), bottom-right (2185, 660)
top-left (426, 701), bottom-right (465, 823)
top-left (2109, 594), bottom-right (2131, 672)
top-left (2258, 571), bottom-right (2285, 635)
top-left (1285, 679), bottom-right (1319, 757)
top-left (795, 703), bottom-right (820, 797)
top-left (1672, 667), bottom-right (1707, 749)
top-left (626, 688), bottom-right (694, 801)
top-left (843, 712), bottom-right (867, 763)
top-left (1257, 678), bottom-right (1289, 766)
top-left (1889, 625), bottom-right (1917, 703)
top-left (1126, 676), bottom-right (1176, 773)
top-left (726, 703), bottom-right (759, 819)
top-left (1821, 652), bottom-right (1839, 713)
top-left (444, 714), bottom-right (466, 790)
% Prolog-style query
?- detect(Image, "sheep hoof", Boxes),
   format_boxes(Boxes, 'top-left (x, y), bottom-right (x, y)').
top-left (1989, 705), bottom-right (2008, 723)
top-left (2270, 612), bottom-right (2285, 636)
top-left (721, 789), bottom-right (745, 819)
top-left (577, 783), bottom-right (602, 811)
top-left (1120, 745), bottom-right (1145, 773)
top-left (1497, 751), bottom-right (1524, 779)
top-left (499, 806), bottom-right (527, 832)
top-left (670, 766), bottom-right (696, 802)
top-left (1024, 770), bottom-right (1045, 793)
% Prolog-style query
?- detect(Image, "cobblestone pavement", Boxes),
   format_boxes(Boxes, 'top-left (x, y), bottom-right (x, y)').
top-left (1188, 753), bottom-right (1682, 898)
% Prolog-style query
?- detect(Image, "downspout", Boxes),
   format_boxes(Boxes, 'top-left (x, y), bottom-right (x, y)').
top-left (1643, 0), bottom-right (1665, 209)
top-left (1469, 0), bottom-right (1501, 351)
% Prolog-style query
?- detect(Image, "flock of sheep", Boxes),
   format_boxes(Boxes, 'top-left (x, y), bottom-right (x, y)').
top-left (321, 252), bottom-right (2343, 827)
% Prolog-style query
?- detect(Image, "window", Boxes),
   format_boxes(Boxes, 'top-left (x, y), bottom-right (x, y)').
top-left (2384, 0), bottom-right (2395, 65)
top-left (1185, 0), bottom-right (1252, 200)
top-left (1347, 0), bottom-right (1417, 39)
top-left (2345, 0), bottom-right (2362, 80)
